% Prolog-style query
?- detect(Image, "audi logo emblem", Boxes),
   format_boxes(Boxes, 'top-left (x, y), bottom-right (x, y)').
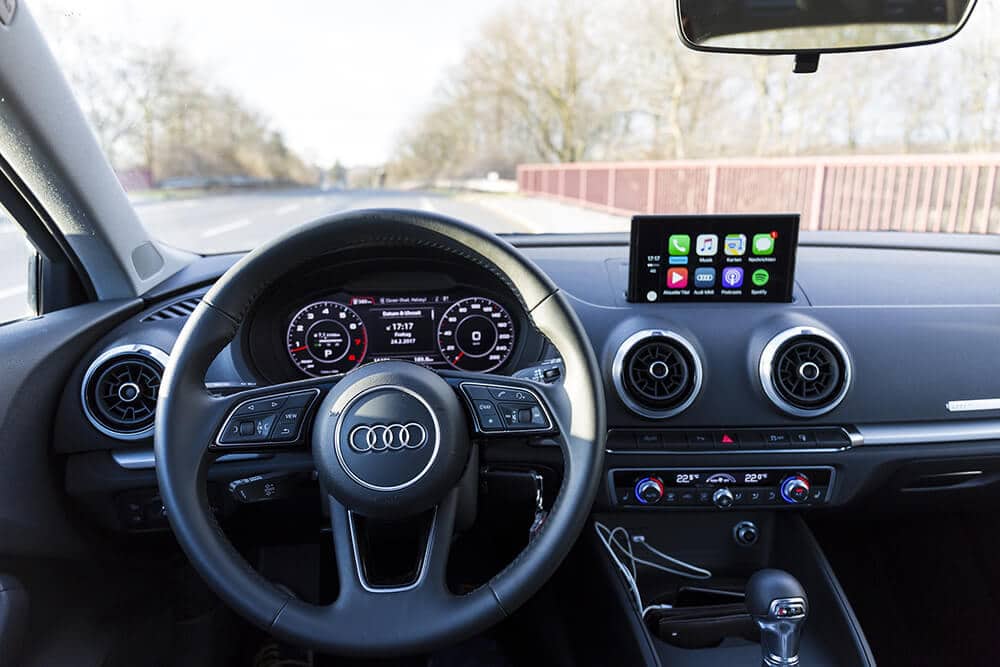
top-left (348, 423), bottom-right (429, 452)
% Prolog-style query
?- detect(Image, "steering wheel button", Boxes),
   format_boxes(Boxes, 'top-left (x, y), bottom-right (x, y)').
top-left (473, 401), bottom-right (504, 431)
top-left (462, 385), bottom-right (492, 400)
top-left (238, 420), bottom-right (256, 436)
top-left (236, 397), bottom-right (286, 416)
top-left (283, 392), bottom-right (316, 408)
top-left (489, 387), bottom-right (533, 403)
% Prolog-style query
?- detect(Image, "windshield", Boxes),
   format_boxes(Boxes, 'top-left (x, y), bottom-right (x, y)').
top-left (33, 0), bottom-right (1000, 254)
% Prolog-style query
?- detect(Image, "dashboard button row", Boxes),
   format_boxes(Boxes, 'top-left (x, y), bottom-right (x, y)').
top-left (216, 389), bottom-right (320, 446)
top-left (461, 382), bottom-right (553, 434)
top-left (609, 428), bottom-right (852, 452)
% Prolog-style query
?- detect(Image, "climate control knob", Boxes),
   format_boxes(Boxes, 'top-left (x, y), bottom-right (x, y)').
top-left (713, 487), bottom-right (735, 509)
top-left (634, 477), bottom-right (665, 504)
top-left (780, 474), bottom-right (811, 504)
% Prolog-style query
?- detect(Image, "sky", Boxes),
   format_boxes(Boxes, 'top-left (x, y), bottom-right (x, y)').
top-left (32, 0), bottom-right (509, 167)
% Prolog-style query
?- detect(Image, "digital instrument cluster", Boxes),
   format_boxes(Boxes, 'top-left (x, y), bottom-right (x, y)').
top-left (285, 293), bottom-right (516, 377)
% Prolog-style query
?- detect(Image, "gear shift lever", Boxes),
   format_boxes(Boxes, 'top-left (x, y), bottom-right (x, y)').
top-left (745, 569), bottom-right (808, 667)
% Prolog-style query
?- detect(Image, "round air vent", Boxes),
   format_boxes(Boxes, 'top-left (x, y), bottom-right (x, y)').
top-left (612, 330), bottom-right (703, 419)
top-left (759, 327), bottom-right (851, 418)
top-left (81, 345), bottom-right (169, 439)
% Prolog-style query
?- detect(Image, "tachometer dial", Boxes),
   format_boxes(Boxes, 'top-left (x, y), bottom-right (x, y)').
top-left (437, 297), bottom-right (515, 372)
top-left (287, 301), bottom-right (367, 377)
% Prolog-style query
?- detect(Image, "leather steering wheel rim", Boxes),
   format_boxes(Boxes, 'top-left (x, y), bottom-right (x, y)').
top-left (154, 209), bottom-right (605, 656)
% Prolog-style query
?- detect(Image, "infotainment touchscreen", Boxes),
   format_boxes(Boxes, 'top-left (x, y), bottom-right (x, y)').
top-left (627, 214), bottom-right (800, 303)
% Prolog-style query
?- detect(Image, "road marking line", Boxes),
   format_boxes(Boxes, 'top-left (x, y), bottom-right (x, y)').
top-left (0, 286), bottom-right (25, 299)
top-left (420, 197), bottom-right (436, 212)
top-left (275, 203), bottom-right (302, 216)
top-left (201, 218), bottom-right (251, 238)
top-left (462, 195), bottom-right (541, 233)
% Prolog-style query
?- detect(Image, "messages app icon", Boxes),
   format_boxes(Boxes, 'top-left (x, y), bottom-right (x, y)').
top-left (752, 233), bottom-right (775, 256)
top-left (724, 234), bottom-right (746, 256)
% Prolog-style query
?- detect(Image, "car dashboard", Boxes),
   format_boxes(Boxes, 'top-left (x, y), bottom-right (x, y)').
top-left (56, 228), bottom-right (1000, 531)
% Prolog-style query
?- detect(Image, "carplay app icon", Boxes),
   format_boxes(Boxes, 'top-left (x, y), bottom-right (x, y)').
top-left (694, 267), bottom-right (716, 287)
top-left (696, 234), bottom-right (718, 256)
top-left (666, 267), bottom-right (689, 289)
top-left (668, 235), bottom-right (691, 256)
top-left (721, 267), bottom-right (744, 288)
top-left (724, 234), bottom-right (747, 256)
top-left (752, 233), bottom-right (775, 256)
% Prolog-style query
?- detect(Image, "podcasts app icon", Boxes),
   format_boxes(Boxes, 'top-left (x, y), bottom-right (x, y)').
top-left (721, 267), bottom-right (744, 288)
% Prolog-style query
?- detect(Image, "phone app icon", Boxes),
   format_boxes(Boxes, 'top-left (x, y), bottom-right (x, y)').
top-left (752, 233), bottom-right (775, 256)
top-left (666, 267), bottom-right (689, 289)
top-left (751, 268), bottom-right (770, 286)
top-left (721, 267), bottom-right (744, 288)
top-left (694, 267), bottom-right (716, 287)
top-left (724, 234), bottom-right (746, 256)
top-left (668, 234), bottom-right (691, 256)
top-left (696, 234), bottom-right (718, 256)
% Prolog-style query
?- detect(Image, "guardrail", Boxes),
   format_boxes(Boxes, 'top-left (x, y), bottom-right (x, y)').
top-left (517, 155), bottom-right (1000, 233)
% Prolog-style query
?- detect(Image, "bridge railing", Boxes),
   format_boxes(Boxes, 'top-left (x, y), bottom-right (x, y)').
top-left (517, 155), bottom-right (1000, 233)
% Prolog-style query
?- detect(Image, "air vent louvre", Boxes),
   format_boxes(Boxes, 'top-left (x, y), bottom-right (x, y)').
top-left (82, 345), bottom-right (168, 439)
top-left (760, 328), bottom-right (851, 417)
top-left (613, 331), bottom-right (702, 419)
top-left (142, 297), bottom-right (201, 322)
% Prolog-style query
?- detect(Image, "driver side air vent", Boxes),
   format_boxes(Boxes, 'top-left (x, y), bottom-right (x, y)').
top-left (141, 296), bottom-right (201, 321)
top-left (81, 345), bottom-right (169, 440)
top-left (613, 330), bottom-right (703, 419)
top-left (760, 327), bottom-right (851, 418)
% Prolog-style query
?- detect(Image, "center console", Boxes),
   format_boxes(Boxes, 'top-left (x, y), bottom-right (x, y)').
top-left (590, 512), bottom-right (875, 666)
top-left (577, 215), bottom-right (875, 665)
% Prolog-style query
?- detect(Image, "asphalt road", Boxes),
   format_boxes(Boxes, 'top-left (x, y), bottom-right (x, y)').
top-left (137, 187), bottom-right (530, 254)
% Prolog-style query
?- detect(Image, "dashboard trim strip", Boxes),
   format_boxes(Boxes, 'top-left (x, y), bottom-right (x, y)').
top-left (945, 398), bottom-right (1000, 413)
top-left (112, 449), bottom-right (269, 470)
top-left (857, 420), bottom-right (1000, 446)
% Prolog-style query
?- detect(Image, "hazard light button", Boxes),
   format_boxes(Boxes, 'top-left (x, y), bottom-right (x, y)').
top-left (715, 432), bottom-right (741, 450)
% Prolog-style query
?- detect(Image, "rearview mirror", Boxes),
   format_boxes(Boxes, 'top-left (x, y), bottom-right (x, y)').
top-left (677, 0), bottom-right (977, 57)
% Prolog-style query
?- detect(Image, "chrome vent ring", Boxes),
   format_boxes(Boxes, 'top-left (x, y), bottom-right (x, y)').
top-left (759, 327), bottom-right (851, 418)
top-left (612, 330), bottom-right (703, 419)
top-left (81, 344), bottom-right (169, 440)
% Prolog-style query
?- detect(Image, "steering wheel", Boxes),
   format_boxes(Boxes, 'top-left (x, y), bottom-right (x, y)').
top-left (154, 209), bottom-right (605, 656)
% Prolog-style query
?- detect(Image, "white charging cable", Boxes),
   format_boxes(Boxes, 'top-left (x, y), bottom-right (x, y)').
top-left (594, 521), bottom-right (712, 618)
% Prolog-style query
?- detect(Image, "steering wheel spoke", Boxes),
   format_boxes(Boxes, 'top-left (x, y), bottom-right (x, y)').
top-left (439, 371), bottom-right (558, 438)
top-left (327, 489), bottom-right (459, 609)
top-left (207, 378), bottom-right (334, 453)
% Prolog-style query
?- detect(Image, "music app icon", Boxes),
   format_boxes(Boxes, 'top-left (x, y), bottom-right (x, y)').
top-left (666, 268), bottom-right (689, 289)
top-left (696, 234), bottom-right (718, 256)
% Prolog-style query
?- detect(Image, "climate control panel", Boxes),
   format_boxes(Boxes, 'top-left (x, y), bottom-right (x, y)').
top-left (611, 467), bottom-right (834, 509)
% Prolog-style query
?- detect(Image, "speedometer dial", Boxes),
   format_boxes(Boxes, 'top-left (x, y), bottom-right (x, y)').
top-left (437, 297), bottom-right (515, 372)
top-left (286, 301), bottom-right (367, 377)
